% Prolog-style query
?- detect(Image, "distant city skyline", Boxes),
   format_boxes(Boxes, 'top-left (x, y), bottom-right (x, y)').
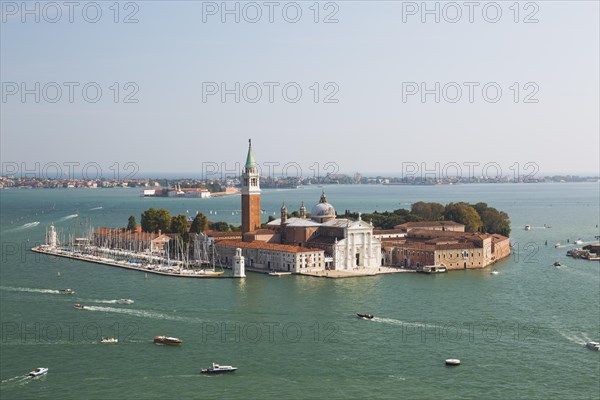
top-left (1, 2), bottom-right (598, 175)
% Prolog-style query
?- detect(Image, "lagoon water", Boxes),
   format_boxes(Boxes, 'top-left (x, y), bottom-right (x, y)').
top-left (0, 183), bottom-right (599, 399)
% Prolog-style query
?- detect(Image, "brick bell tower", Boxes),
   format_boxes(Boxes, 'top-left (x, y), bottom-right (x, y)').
top-left (241, 139), bottom-right (261, 237)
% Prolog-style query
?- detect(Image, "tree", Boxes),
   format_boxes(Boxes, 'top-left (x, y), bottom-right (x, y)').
top-left (141, 208), bottom-right (171, 233)
top-left (444, 203), bottom-right (483, 233)
top-left (411, 202), bottom-right (445, 220)
top-left (127, 215), bottom-right (137, 231)
top-left (480, 208), bottom-right (511, 236)
top-left (190, 212), bottom-right (208, 233)
top-left (211, 221), bottom-right (230, 232)
top-left (170, 214), bottom-right (188, 236)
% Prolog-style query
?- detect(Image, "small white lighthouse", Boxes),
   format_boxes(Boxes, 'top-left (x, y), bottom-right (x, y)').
top-left (46, 225), bottom-right (58, 248)
top-left (233, 248), bottom-right (246, 278)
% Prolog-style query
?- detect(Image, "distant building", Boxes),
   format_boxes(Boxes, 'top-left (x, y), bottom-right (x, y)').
top-left (394, 221), bottom-right (465, 233)
top-left (381, 229), bottom-right (510, 269)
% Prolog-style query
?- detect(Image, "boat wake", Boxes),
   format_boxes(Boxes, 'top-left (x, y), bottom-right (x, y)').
top-left (59, 214), bottom-right (78, 221)
top-left (0, 374), bottom-right (40, 387)
top-left (81, 306), bottom-right (198, 323)
top-left (557, 330), bottom-right (592, 346)
top-left (89, 207), bottom-right (103, 211)
top-left (86, 299), bottom-right (135, 305)
top-left (4, 221), bottom-right (40, 232)
top-left (0, 286), bottom-right (60, 295)
top-left (371, 317), bottom-right (430, 329)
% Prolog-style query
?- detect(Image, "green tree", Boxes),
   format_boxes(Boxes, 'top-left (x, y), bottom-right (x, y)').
top-left (411, 202), bottom-right (445, 220)
top-left (126, 215), bottom-right (137, 231)
top-left (444, 203), bottom-right (483, 233)
top-left (480, 208), bottom-right (511, 236)
top-left (170, 214), bottom-right (188, 236)
top-left (190, 212), bottom-right (208, 233)
top-left (141, 208), bottom-right (171, 233)
top-left (211, 221), bottom-right (230, 232)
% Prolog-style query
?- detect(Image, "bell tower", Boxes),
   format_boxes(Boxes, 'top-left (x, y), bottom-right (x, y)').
top-left (241, 139), bottom-right (261, 236)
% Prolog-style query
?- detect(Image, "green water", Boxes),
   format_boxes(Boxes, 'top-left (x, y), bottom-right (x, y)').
top-left (1, 184), bottom-right (599, 399)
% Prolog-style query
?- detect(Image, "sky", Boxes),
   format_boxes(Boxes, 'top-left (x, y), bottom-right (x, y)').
top-left (1, 1), bottom-right (599, 180)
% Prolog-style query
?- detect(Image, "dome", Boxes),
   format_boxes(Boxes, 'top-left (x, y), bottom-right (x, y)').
top-left (310, 192), bottom-right (336, 222)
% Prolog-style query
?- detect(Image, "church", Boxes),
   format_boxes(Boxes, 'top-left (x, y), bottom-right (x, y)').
top-left (214, 140), bottom-right (383, 274)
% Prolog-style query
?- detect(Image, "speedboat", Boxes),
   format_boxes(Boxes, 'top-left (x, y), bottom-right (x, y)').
top-left (490, 270), bottom-right (499, 275)
top-left (100, 337), bottom-right (118, 344)
top-left (28, 367), bottom-right (48, 377)
top-left (357, 313), bottom-right (374, 319)
top-left (73, 304), bottom-right (85, 309)
top-left (154, 336), bottom-right (182, 345)
top-left (201, 363), bottom-right (237, 374)
top-left (574, 239), bottom-right (583, 245)
top-left (58, 288), bottom-right (75, 295)
top-left (553, 261), bottom-right (561, 267)
top-left (445, 359), bottom-right (460, 366)
top-left (116, 299), bottom-right (134, 304)
top-left (524, 225), bottom-right (531, 231)
top-left (554, 243), bottom-right (561, 248)
top-left (586, 341), bottom-right (600, 351)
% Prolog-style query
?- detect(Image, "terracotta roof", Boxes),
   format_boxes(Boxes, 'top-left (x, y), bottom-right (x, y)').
top-left (205, 231), bottom-right (242, 238)
top-left (373, 229), bottom-right (405, 235)
top-left (215, 240), bottom-right (320, 253)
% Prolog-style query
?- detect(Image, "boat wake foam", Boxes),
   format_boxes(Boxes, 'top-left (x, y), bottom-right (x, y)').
top-left (3, 221), bottom-right (40, 232)
top-left (89, 207), bottom-right (103, 211)
top-left (371, 317), bottom-right (430, 329)
top-left (86, 299), bottom-right (135, 305)
top-left (557, 330), bottom-right (592, 345)
top-left (81, 306), bottom-right (198, 323)
top-left (0, 286), bottom-right (60, 295)
top-left (59, 214), bottom-right (78, 221)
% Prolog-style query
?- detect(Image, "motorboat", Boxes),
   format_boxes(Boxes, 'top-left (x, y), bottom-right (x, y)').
top-left (554, 243), bottom-right (561, 248)
top-left (28, 367), bottom-right (48, 377)
top-left (154, 336), bottom-right (182, 345)
top-left (524, 225), bottom-right (531, 231)
top-left (445, 359), bottom-right (460, 366)
top-left (490, 270), bottom-right (499, 275)
top-left (586, 341), bottom-right (600, 351)
top-left (418, 265), bottom-right (448, 274)
top-left (58, 288), bottom-right (75, 295)
top-left (101, 337), bottom-right (118, 344)
top-left (201, 363), bottom-right (237, 374)
top-left (553, 261), bottom-right (561, 267)
top-left (116, 299), bottom-right (134, 304)
top-left (73, 304), bottom-right (85, 309)
top-left (574, 239), bottom-right (584, 245)
top-left (356, 313), bottom-right (374, 319)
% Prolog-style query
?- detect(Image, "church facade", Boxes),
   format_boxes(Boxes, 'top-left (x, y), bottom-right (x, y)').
top-left (213, 140), bottom-right (382, 274)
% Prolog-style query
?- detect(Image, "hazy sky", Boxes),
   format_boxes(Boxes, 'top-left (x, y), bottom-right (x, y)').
top-left (1, 1), bottom-right (599, 179)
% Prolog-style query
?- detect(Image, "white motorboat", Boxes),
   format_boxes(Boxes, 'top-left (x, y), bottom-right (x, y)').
top-left (58, 288), bottom-right (75, 295)
top-left (154, 336), bottom-right (182, 345)
top-left (554, 243), bottom-right (561, 248)
top-left (101, 337), bottom-right (118, 344)
top-left (201, 363), bottom-right (237, 374)
top-left (445, 359), bottom-right (460, 366)
top-left (574, 239), bottom-right (583, 245)
top-left (28, 367), bottom-right (48, 377)
top-left (586, 341), bottom-right (600, 351)
top-left (524, 225), bottom-right (531, 231)
top-left (490, 270), bottom-right (499, 275)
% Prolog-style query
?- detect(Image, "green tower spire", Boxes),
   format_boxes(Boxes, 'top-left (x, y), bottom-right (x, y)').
top-left (245, 139), bottom-right (256, 169)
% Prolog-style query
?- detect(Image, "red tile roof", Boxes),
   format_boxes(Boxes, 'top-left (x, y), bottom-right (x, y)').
top-left (215, 240), bottom-right (319, 253)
